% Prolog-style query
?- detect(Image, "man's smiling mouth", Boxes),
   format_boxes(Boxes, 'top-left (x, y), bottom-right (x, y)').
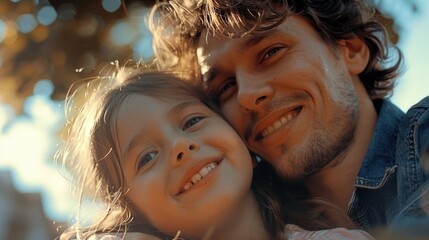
top-left (256, 106), bottom-right (302, 140)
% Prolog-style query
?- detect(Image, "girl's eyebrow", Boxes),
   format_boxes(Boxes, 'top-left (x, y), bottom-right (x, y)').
top-left (168, 99), bottom-right (202, 117)
top-left (122, 131), bottom-right (146, 164)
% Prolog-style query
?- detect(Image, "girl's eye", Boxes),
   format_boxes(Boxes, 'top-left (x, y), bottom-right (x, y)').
top-left (182, 115), bottom-right (205, 130)
top-left (137, 151), bottom-right (158, 170)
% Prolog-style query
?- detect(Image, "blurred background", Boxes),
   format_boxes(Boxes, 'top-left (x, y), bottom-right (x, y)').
top-left (0, 0), bottom-right (428, 239)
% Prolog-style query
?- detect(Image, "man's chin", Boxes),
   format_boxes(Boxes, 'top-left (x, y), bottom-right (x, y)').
top-left (273, 161), bottom-right (306, 182)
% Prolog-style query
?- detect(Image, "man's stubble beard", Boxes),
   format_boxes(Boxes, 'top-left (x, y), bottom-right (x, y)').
top-left (276, 117), bottom-right (356, 182)
top-left (275, 81), bottom-right (359, 182)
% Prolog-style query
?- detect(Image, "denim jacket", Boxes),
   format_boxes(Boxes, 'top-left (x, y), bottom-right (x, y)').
top-left (347, 96), bottom-right (429, 230)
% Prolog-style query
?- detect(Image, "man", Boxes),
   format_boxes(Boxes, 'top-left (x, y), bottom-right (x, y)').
top-left (150, 0), bottom-right (429, 231)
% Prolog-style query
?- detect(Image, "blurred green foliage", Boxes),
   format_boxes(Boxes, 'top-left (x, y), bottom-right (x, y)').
top-left (0, 0), bottom-right (156, 113)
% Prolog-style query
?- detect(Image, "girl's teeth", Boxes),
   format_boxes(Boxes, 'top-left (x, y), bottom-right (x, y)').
top-left (200, 167), bottom-right (210, 176)
top-left (183, 162), bottom-right (218, 192)
top-left (191, 174), bottom-right (202, 184)
top-left (183, 182), bottom-right (193, 191)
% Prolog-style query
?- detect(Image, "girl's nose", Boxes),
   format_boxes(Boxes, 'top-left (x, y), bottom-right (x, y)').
top-left (177, 144), bottom-right (195, 161)
top-left (171, 137), bottom-right (199, 166)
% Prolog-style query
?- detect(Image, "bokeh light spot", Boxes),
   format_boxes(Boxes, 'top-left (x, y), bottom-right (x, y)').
top-left (0, 19), bottom-right (6, 43)
top-left (133, 36), bottom-right (153, 61)
top-left (34, 80), bottom-right (54, 96)
top-left (109, 20), bottom-right (135, 46)
top-left (37, 6), bottom-right (58, 26)
top-left (0, 105), bottom-right (15, 131)
top-left (102, 0), bottom-right (121, 13)
top-left (16, 14), bottom-right (38, 33)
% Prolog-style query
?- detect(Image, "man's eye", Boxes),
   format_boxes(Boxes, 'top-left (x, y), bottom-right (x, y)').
top-left (137, 151), bottom-right (157, 169)
top-left (182, 115), bottom-right (205, 130)
top-left (215, 79), bottom-right (237, 102)
top-left (219, 80), bottom-right (236, 94)
top-left (262, 46), bottom-right (282, 61)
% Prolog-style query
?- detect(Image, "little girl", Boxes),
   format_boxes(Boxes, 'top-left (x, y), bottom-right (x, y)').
top-left (59, 68), bottom-right (373, 239)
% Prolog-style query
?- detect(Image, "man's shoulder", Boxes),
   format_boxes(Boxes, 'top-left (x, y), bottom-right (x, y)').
top-left (407, 96), bottom-right (429, 112)
top-left (349, 97), bottom-right (429, 228)
top-left (389, 96), bottom-right (429, 140)
top-left (400, 96), bottom-right (429, 139)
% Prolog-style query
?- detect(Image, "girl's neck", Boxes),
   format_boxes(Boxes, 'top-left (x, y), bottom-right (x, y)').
top-left (208, 192), bottom-right (271, 240)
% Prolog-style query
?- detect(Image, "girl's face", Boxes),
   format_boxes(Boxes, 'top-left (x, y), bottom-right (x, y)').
top-left (116, 94), bottom-right (253, 238)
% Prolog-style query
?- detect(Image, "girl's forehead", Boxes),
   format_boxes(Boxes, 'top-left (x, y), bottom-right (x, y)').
top-left (129, 91), bottom-right (200, 101)
top-left (119, 93), bottom-right (204, 113)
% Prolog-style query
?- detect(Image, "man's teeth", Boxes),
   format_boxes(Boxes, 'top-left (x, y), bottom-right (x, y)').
top-left (183, 162), bottom-right (217, 191)
top-left (261, 110), bottom-right (298, 137)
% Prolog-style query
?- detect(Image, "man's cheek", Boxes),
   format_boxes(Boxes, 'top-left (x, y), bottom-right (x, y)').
top-left (223, 111), bottom-right (245, 136)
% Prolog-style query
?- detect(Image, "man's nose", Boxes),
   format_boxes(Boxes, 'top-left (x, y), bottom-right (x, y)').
top-left (171, 137), bottom-right (199, 167)
top-left (236, 70), bottom-right (273, 111)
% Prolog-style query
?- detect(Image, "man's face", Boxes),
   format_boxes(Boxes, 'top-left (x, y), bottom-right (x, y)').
top-left (197, 16), bottom-right (363, 181)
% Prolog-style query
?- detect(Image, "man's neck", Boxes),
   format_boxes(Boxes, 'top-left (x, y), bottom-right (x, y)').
top-left (305, 89), bottom-right (377, 218)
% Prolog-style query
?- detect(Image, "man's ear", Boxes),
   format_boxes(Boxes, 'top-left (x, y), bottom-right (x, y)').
top-left (338, 38), bottom-right (370, 75)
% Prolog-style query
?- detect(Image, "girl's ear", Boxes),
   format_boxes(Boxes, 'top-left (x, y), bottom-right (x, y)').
top-left (338, 38), bottom-right (370, 75)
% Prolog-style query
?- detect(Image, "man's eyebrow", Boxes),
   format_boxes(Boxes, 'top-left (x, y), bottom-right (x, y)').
top-left (238, 34), bottom-right (265, 53)
top-left (238, 30), bottom-right (281, 53)
top-left (203, 30), bottom-right (283, 85)
top-left (202, 35), bottom-right (267, 85)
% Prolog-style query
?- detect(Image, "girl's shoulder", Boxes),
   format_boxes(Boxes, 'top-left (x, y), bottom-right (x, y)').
top-left (283, 224), bottom-right (374, 240)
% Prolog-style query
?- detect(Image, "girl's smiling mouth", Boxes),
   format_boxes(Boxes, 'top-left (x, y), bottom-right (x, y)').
top-left (176, 158), bottom-right (223, 195)
top-left (183, 162), bottom-right (218, 191)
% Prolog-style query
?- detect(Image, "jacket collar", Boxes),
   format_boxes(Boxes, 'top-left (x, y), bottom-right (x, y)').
top-left (355, 99), bottom-right (404, 188)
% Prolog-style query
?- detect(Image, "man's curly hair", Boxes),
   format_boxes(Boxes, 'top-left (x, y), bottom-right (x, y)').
top-left (150, 0), bottom-right (403, 99)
